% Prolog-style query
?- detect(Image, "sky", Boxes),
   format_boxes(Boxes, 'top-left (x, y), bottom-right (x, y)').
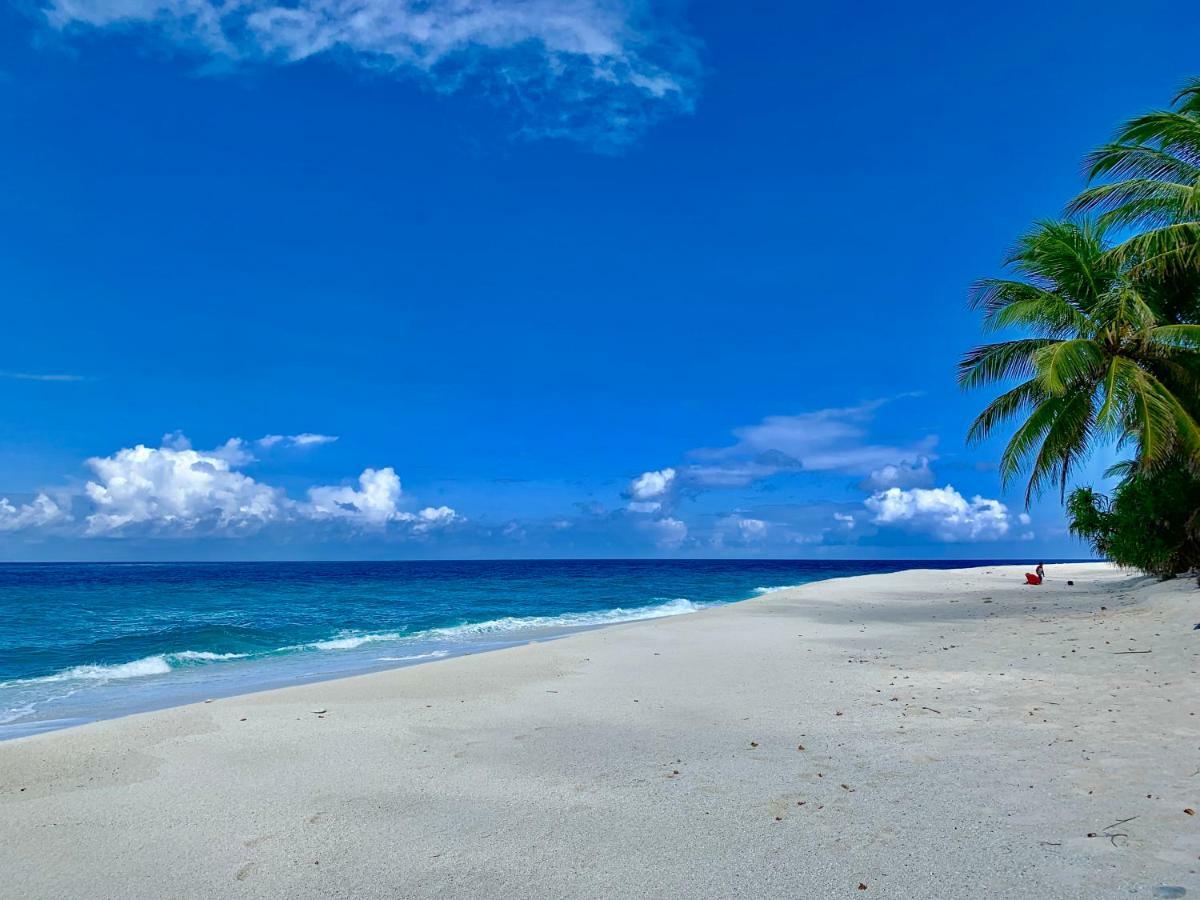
top-left (0, 0), bottom-right (1196, 560)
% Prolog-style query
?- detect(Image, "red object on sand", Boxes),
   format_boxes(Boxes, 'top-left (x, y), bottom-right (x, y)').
top-left (1025, 573), bottom-right (1042, 585)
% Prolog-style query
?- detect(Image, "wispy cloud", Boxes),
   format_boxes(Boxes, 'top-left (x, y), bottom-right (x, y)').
top-left (683, 399), bottom-right (938, 487)
top-left (0, 371), bottom-right (86, 382)
top-left (257, 433), bottom-right (338, 449)
top-left (43, 0), bottom-right (701, 148)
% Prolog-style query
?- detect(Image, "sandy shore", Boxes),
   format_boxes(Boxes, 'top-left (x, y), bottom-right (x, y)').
top-left (2, 563), bottom-right (1197, 898)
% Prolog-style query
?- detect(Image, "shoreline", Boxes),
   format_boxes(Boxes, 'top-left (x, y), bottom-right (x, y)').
top-left (3, 562), bottom-right (1197, 898)
top-left (0, 603), bottom-right (705, 743)
top-left (5, 559), bottom-right (1097, 741)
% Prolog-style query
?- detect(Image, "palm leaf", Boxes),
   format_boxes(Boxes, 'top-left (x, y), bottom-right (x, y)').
top-left (957, 338), bottom-right (1056, 390)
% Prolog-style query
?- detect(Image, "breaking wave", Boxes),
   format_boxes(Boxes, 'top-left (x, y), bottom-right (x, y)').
top-left (2, 597), bottom-right (705, 691)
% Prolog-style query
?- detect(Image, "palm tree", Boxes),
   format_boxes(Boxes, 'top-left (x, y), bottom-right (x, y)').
top-left (959, 219), bottom-right (1200, 505)
top-left (1069, 78), bottom-right (1200, 300)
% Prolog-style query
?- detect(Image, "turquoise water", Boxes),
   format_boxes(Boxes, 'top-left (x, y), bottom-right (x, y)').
top-left (0, 559), bottom-right (1048, 738)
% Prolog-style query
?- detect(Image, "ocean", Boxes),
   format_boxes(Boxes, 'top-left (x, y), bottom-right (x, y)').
top-left (0, 559), bottom-right (1047, 738)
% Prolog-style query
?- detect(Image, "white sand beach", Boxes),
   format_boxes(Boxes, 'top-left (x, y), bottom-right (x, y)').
top-left (1, 563), bottom-right (1197, 899)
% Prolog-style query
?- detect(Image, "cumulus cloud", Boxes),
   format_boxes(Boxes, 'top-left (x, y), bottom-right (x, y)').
top-left (70, 435), bottom-right (455, 537)
top-left (865, 485), bottom-right (1012, 543)
top-left (0, 493), bottom-right (69, 531)
top-left (641, 515), bottom-right (686, 548)
top-left (306, 467), bottom-right (460, 531)
top-left (306, 466), bottom-right (406, 525)
top-left (84, 442), bottom-right (284, 534)
top-left (43, 0), bottom-right (700, 147)
top-left (626, 466), bottom-right (675, 512)
top-left (411, 505), bottom-right (459, 532)
top-left (833, 512), bottom-right (855, 529)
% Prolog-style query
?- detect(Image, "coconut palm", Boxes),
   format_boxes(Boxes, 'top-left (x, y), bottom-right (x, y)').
top-left (1069, 78), bottom-right (1200, 296)
top-left (959, 219), bottom-right (1200, 504)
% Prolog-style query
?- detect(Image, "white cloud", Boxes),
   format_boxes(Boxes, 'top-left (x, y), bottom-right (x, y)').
top-left (306, 468), bottom-right (460, 531)
top-left (44, 0), bottom-right (699, 147)
top-left (686, 461), bottom-right (786, 488)
top-left (629, 467), bottom-right (675, 500)
top-left (709, 514), bottom-right (768, 548)
top-left (257, 433), bottom-right (338, 449)
top-left (833, 512), bottom-right (855, 529)
top-left (70, 435), bottom-right (453, 537)
top-left (0, 494), bottom-right (69, 531)
top-left (306, 466), bottom-right (404, 525)
top-left (411, 505), bottom-right (459, 532)
top-left (210, 437), bottom-right (256, 466)
top-left (865, 484), bottom-right (1012, 543)
top-left (642, 516), bottom-right (686, 548)
top-left (735, 517), bottom-right (766, 541)
top-left (689, 400), bottom-right (937, 487)
top-left (627, 466), bottom-right (675, 512)
top-left (84, 443), bottom-right (283, 534)
top-left (861, 456), bottom-right (934, 491)
top-left (290, 432), bottom-right (338, 446)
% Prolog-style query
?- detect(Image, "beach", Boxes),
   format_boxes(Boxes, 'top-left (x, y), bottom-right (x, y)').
top-left (1, 562), bottom-right (1197, 898)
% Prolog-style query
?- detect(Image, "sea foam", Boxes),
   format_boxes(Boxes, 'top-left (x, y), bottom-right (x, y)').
top-left (1, 650), bottom-right (250, 687)
top-left (2, 598), bottom-right (705, 693)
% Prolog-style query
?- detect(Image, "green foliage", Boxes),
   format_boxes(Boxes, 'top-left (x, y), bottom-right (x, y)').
top-left (963, 78), bottom-right (1200, 578)
top-left (959, 220), bottom-right (1200, 505)
top-left (1069, 78), bottom-right (1200, 278)
top-left (1067, 467), bottom-right (1200, 577)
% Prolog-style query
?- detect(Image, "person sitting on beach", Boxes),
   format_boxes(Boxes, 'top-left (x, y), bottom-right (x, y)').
top-left (1025, 563), bottom-right (1045, 585)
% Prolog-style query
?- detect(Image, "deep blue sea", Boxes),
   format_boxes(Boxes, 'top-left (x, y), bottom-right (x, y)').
top-left (0, 559), bottom-right (1049, 739)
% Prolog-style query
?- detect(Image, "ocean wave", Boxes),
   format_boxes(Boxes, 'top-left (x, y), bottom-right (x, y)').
top-left (2, 597), bottom-right (706, 690)
top-left (286, 597), bottom-right (703, 654)
top-left (304, 628), bottom-right (408, 652)
top-left (0, 702), bottom-right (39, 725)
top-left (426, 596), bottom-right (701, 638)
top-left (0, 650), bottom-right (250, 687)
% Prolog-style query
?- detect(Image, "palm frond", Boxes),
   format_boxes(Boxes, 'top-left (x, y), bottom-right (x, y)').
top-left (1023, 391), bottom-right (1095, 504)
top-left (1033, 338), bottom-right (1104, 394)
top-left (957, 338), bottom-right (1056, 390)
top-left (965, 379), bottom-right (1048, 444)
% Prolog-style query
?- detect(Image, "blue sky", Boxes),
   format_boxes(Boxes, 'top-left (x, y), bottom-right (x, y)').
top-left (0, 0), bottom-right (1195, 560)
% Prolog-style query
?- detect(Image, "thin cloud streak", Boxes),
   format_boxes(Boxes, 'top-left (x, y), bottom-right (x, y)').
top-left (0, 371), bottom-right (87, 382)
